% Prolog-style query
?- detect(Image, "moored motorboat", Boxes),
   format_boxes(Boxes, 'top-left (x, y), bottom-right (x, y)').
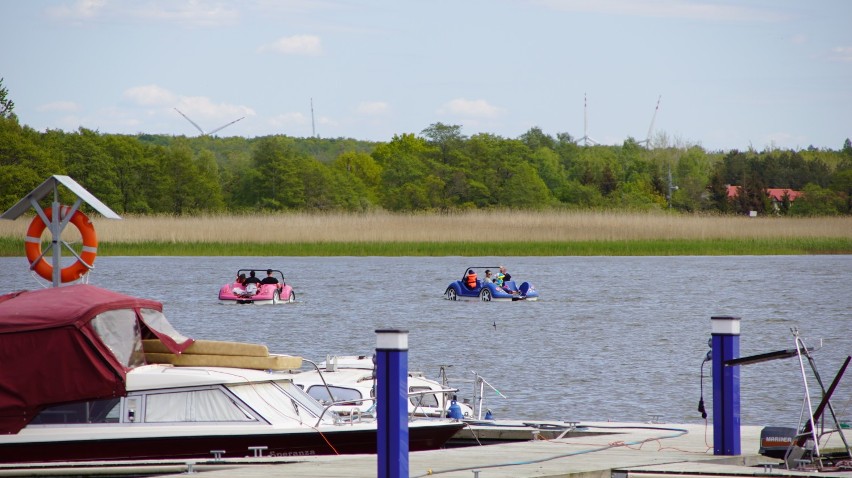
top-left (0, 285), bottom-right (463, 463)
top-left (291, 355), bottom-right (476, 419)
top-left (288, 355), bottom-right (586, 447)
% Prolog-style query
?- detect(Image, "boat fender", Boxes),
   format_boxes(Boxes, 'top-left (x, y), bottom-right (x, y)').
top-left (447, 396), bottom-right (463, 419)
top-left (484, 409), bottom-right (493, 420)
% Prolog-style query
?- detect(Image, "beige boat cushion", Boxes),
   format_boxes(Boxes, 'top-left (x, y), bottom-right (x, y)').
top-left (145, 352), bottom-right (302, 371)
top-left (143, 339), bottom-right (269, 357)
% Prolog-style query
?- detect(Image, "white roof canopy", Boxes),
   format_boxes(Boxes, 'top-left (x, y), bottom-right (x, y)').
top-left (1, 175), bottom-right (121, 220)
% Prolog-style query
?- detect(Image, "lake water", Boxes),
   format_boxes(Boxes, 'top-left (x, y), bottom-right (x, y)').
top-left (1, 255), bottom-right (850, 428)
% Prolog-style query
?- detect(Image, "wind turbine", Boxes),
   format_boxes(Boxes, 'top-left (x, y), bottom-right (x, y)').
top-left (638, 95), bottom-right (661, 148)
top-left (578, 93), bottom-right (597, 147)
top-left (174, 108), bottom-right (245, 136)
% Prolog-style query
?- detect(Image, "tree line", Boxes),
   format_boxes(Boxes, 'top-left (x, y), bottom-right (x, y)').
top-left (1, 108), bottom-right (851, 217)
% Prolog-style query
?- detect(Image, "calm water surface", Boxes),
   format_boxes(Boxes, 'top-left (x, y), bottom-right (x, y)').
top-left (2, 255), bottom-right (850, 427)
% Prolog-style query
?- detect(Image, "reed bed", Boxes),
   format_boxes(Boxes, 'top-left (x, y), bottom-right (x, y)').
top-left (1, 211), bottom-right (850, 256)
top-left (1, 210), bottom-right (851, 243)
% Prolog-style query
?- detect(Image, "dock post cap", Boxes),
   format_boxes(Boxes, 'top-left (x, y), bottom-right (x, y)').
top-left (711, 316), bottom-right (741, 335)
top-left (375, 329), bottom-right (409, 350)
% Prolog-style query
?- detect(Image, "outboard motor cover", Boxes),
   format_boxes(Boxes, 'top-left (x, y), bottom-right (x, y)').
top-left (759, 426), bottom-right (797, 458)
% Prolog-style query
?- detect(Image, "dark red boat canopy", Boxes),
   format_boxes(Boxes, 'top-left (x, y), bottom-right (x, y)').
top-left (0, 284), bottom-right (194, 434)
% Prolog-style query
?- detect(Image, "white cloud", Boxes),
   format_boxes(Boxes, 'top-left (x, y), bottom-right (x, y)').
top-left (259, 35), bottom-right (322, 55)
top-left (269, 112), bottom-right (309, 128)
top-left (175, 96), bottom-right (255, 120)
top-left (829, 46), bottom-right (852, 63)
top-left (123, 85), bottom-right (177, 106)
top-left (267, 112), bottom-right (336, 136)
top-left (531, 0), bottom-right (789, 22)
top-left (764, 132), bottom-right (806, 150)
top-left (36, 101), bottom-right (80, 113)
top-left (47, 0), bottom-right (107, 19)
top-left (130, 1), bottom-right (240, 27)
top-left (438, 98), bottom-right (503, 119)
top-left (122, 86), bottom-right (253, 120)
top-left (357, 101), bottom-right (389, 115)
top-left (47, 0), bottom-right (239, 27)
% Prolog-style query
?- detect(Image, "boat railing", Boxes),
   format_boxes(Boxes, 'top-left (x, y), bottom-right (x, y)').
top-left (313, 388), bottom-right (462, 427)
top-left (438, 366), bottom-right (507, 420)
top-left (313, 396), bottom-right (373, 426)
top-left (409, 387), bottom-right (460, 417)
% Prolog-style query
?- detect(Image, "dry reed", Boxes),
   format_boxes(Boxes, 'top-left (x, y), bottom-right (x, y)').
top-left (2, 211), bottom-right (850, 244)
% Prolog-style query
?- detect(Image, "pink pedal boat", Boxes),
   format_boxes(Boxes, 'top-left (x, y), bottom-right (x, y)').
top-left (218, 269), bottom-right (295, 305)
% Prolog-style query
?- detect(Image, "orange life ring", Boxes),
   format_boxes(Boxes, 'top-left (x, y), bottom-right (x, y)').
top-left (25, 207), bottom-right (98, 283)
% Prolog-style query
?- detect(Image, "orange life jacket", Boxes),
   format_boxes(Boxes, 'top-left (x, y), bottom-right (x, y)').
top-left (466, 272), bottom-right (477, 288)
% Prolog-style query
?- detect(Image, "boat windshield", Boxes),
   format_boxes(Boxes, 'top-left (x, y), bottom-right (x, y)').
top-left (89, 309), bottom-right (145, 368)
top-left (28, 398), bottom-right (121, 425)
top-left (306, 384), bottom-right (363, 406)
top-left (144, 388), bottom-right (256, 422)
top-left (228, 380), bottom-right (332, 425)
top-left (409, 386), bottom-right (440, 408)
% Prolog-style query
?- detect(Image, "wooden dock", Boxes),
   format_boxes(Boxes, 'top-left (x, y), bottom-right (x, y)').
top-left (2, 422), bottom-right (850, 477)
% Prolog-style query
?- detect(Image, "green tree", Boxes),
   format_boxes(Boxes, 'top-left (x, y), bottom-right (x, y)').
top-left (494, 163), bottom-right (553, 209)
top-left (156, 144), bottom-right (198, 214)
top-left (519, 127), bottom-right (556, 151)
top-left (828, 169), bottom-right (852, 214)
top-left (0, 122), bottom-right (55, 211)
top-left (528, 146), bottom-right (567, 194)
top-left (0, 78), bottom-right (15, 120)
top-left (706, 170), bottom-right (731, 213)
top-left (421, 123), bottom-right (465, 165)
top-left (296, 158), bottom-right (365, 210)
top-left (732, 173), bottom-right (769, 215)
top-left (103, 135), bottom-right (152, 213)
top-left (0, 119), bottom-right (63, 210)
top-left (790, 184), bottom-right (843, 216)
top-left (673, 146), bottom-right (713, 212)
top-left (57, 128), bottom-right (122, 210)
top-left (555, 179), bottom-right (603, 207)
top-left (373, 134), bottom-right (433, 210)
top-left (146, 141), bottom-right (223, 214)
top-left (607, 179), bottom-right (665, 210)
top-left (247, 137), bottom-right (307, 210)
top-left (193, 149), bottom-right (225, 211)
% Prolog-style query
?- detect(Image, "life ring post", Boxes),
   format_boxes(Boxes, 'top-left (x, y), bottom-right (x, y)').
top-left (25, 204), bottom-right (99, 285)
top-left (1, 175), bottom-right (121, 287)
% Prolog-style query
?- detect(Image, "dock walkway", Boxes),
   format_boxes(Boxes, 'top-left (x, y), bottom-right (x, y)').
top-left (3, 422), bottom-right (850, 477)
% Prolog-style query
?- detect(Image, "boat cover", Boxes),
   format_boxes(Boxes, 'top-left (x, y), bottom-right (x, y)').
top-left (0, 284), bottom-right (194, 434)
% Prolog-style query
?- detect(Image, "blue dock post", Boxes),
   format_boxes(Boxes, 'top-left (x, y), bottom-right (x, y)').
top-left (376, 329), bottom-right (409, 478)
top-left (711, 316), bottom-right (741, 455)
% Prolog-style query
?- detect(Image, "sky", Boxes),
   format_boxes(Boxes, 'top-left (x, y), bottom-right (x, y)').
top-left (2, 0), bottom-right (851, 152)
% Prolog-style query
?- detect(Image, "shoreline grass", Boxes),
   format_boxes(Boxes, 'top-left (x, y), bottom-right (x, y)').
top-left (2, 238), bottom-right (850, 257)
top-left (1, 211), bottom-right (850, 256)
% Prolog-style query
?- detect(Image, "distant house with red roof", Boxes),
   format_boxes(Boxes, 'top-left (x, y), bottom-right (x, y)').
top-left (726, 185), bottom-right (802, 214)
